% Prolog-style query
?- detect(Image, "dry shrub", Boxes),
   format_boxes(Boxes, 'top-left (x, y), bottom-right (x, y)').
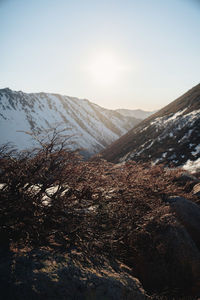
top-left (0, 137), bottom-right (199, 298)
top-left (0, 141), bottom-right (195, 250)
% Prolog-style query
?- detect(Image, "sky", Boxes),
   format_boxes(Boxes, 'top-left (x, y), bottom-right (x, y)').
top-left (0, 0), bottom-right (200, 110)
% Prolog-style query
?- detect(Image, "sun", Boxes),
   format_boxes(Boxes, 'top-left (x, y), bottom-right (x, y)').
top-left (88, 52), bottom-right (123, 86)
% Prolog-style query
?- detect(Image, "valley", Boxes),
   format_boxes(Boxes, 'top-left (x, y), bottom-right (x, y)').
top-left (0, 83), bottom-right (200, 299)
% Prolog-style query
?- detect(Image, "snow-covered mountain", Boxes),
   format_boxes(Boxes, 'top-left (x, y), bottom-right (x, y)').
top-left (0, 88), bottom-right (140, 158)
top-left (101, 83), bottom-right (200, 171)
top-left (116, 108), bottom-right (156, 120)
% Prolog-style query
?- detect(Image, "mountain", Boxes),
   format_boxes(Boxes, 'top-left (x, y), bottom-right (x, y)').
top-left (116, 108), bottom-right (156, 119)
top-left (0, 88), bottom-right (141, 158)
top-left (101, 83), bottom-right (200, 169)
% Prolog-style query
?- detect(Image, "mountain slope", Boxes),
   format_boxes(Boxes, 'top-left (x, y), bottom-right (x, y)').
top-left (0, 88), bottom-right (140, 157)
top-left (101, 83), bottom-right (200, 167)
top-left (116, 108), bottom-right (156, 119)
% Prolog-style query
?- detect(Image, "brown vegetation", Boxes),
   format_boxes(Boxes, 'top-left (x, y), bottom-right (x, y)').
top-left (0, 136), bottom-right (200, 299)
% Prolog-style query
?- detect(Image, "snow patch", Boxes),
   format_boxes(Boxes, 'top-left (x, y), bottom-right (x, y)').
top-left (192, 144), bottom-right (200, 157)
top-left (182, 157), bottom-right (200, 173)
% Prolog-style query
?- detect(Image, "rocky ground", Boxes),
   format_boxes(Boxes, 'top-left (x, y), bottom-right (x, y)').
top-left (1, 146), bottom-right (200, 299)
top-left (0, 248), bottom-right (149, 300)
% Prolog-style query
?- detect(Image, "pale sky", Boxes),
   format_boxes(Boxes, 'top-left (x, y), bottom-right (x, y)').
top-left (0, 0), bottom-right (200, 110)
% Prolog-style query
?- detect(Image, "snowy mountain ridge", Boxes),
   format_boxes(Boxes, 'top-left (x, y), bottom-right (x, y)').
top-left (0, 88), bottom-right (140, 157)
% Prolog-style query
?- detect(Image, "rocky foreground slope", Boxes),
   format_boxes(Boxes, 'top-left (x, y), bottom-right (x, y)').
top-left (1, 142), bottom-right (200, 299)
top-left (101, 83), bottom-right (200, 170)
top-left (0, 88), bottom-right (140, 157)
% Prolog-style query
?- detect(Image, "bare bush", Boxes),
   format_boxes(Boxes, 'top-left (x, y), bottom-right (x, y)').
top-left (0, 133), bottom-right (199, 298)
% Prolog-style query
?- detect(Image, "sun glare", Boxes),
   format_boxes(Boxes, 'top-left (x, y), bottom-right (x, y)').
top-left (88, 52), bottom-right (124, 86)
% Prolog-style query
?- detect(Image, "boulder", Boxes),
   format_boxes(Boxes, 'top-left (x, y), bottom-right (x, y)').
top-left (176, 172), bottom-right (199, 184)
top-left (166, 196), bottom-right (200, 248)
top-left (0, 249), bottom-right (149, 300)
top-left (174, 172), bottom-right (199, 190)
top-left (131, 205), bottom-right (200, 295)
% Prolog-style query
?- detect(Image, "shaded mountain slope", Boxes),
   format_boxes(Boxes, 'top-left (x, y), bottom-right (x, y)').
top-left (101, 83), bottom-right (200, 167)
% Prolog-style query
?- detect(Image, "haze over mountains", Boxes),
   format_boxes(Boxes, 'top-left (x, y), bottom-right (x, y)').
top-left (116, 108), bottom-right (156, 120)
top-left (102, 83), bottom-right (200, 171)
top-left (0, 88), bottom-right (141, 157)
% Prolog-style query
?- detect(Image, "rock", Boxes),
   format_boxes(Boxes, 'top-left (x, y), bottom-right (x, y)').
top-left (131, 205), bottom-right (200, 295)
top-left (166, 196), bottom-right (200, 248)
top-left (174, 172), bottom-right (199, 190)
top-left (193, 183), bottom-right (200, 198)
top-left (0, 249), bottom-right (149, 300)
